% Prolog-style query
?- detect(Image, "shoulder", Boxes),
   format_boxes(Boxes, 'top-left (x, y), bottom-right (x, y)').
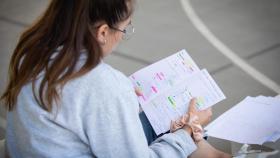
top-left (61, 61), bottom-right (135, 105)
top-left (80, 61), bottom-right (133, 93)
top-left (59, 60), bottom-right (139, 119)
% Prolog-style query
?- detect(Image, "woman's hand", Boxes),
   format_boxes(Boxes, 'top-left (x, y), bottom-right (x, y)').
top-left (134, 87), bottom-right (143, 96)
top-left (180, 98), bottom-right (212, 135)
top-left (135, 87), bottom-right (144, 113)
top-left (188, 98), bottom-right (212, 127)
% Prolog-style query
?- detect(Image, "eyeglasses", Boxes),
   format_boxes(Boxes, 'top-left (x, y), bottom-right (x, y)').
top-left (111, 22), bottom-right (135, 40)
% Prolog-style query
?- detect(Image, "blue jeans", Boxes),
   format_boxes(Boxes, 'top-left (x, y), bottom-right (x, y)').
top-left (139, 112), bottom-right (207, 145)
top-left (139, 112), bottom-right (159, 145)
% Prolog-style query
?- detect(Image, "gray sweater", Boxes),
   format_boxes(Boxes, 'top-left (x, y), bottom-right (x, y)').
top-left (6, 60), bottom-right (197, 158)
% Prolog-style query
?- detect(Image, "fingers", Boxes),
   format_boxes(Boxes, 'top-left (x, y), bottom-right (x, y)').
top-left (199, 108), bottom-right (213, 126)
top-left (206, 108), bottom-right (213, 122)
top-left (188, 98), bottom-right (197, 113)
top-left (134, 87), bottom-right (143, 96)
top-left (206, 108), bottom-right (213, 117)
top-left (203, 108), bottom-right (213, 120)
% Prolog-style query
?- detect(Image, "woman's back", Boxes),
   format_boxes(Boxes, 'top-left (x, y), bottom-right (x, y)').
top-left (6, 60), bottom-right (142, 157)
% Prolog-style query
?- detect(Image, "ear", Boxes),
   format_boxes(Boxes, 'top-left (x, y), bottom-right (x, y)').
top-left (96, 24), bottom-right (110, 45)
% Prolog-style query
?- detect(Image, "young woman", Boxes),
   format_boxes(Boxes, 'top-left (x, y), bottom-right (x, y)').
top-left (1, 0), bottom-right (231, 157)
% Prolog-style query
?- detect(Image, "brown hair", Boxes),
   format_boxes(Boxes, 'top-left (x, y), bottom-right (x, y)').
top-left (1, 0), bottom-right (134, 112)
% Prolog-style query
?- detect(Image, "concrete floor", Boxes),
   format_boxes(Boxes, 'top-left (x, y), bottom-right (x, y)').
top-left (0, 0), bottom-right (279, 156)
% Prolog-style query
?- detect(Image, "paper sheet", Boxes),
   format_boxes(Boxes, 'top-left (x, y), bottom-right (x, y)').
top-left (130, 49), bottom-right (226, 135)
top-left (130, 49), bottom-right (200, 105)
top-left (205, 96), bottom-right (280, 144)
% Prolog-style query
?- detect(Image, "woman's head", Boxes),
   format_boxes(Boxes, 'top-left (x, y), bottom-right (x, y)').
top-left (1, 0), bottom-right (135, 111)
top-left (94, 15), bottom-right (134, 56)
top-left (89, 0), bottom-right (135, 55)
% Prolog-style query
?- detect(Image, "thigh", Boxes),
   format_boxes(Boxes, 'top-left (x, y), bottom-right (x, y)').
top-left (139, 112), bottom-right (158, 145)
top-left (189, 140), bottom-right (231, 158)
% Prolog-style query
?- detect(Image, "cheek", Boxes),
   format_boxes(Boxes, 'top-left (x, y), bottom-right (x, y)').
top-left (111, 33), bottom-right (122, 46)
top-left (108, 33), bottom-right (119, 45)
top-left (104, 33), bottom-right (122, 54)
top-left (115, 31), bottom-right (123, 41)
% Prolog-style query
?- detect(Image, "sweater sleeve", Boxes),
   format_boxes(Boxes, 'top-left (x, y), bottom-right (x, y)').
top-left (83, 89), bottom-right (197, 158)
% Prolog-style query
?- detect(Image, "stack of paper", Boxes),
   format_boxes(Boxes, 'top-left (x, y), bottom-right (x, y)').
top-left (130, 49), bottom-right (226, 135)
top-left (205, 96), bottom-right (280, 145)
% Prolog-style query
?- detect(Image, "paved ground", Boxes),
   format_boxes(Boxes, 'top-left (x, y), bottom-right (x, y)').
top-left (0, 0), bottom-right (279, 155)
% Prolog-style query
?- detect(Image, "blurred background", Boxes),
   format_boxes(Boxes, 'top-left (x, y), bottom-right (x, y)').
top-left (0, 0), bottom-right (280, 156)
